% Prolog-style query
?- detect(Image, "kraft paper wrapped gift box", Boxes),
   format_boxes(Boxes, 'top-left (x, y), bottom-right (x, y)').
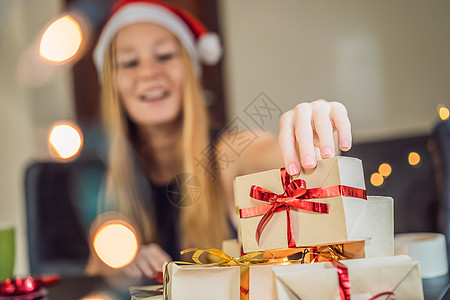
top-left (272, 255), bottom-right (424, 300)
top-left (164, 263), bottom-right (240, 300)
top-left (235, 156), bottom-right (369, 253)
top-left (246, 239), bottom-right (380, 300)
top-left (164, 262), bottom-right (276, 300)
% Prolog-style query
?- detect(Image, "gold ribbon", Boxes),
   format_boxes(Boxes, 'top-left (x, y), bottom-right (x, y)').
top-left (181, 248), bottom-right (268, 266)
top-left (309, 244), bottom-right (349, 263)
top-left (182, 248), bottom-right (273, 300)
top-left (262, 243), bottom-right (350, 265)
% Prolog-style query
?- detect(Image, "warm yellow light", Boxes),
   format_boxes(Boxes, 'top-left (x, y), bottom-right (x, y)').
top-left (408, 152), bottom-right (421, 166)
top-left (370, 172), bottom-right (384, 187)
top-left (439, 106), bottom-right (449, 121)
top-left (80, 292), bottom-right (115, 300)
top-left (93, 223), bottom-right (138, 269)
top-left (49, 123), bottom-right (82, 159)
top-left (378, 163), bottom-right (392, 178)
top-left (39, 15), bottom-right (82, 62)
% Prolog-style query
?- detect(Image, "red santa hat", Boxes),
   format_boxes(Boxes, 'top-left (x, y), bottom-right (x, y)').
top-left (93, 0), bottom-right (222, 76)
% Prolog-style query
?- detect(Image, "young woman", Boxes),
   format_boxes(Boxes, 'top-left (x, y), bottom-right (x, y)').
top-left (87, 0), bottom-right (352, 285)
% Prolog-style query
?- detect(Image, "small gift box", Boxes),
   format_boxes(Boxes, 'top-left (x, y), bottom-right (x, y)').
top-left (272, 255), bottom-right (424, 300)
top-left (235, 156), bottom-right (368, 253)
top-left (164, 263), bottom-right (241, 300)
top-left (164, 262), bottom-right (279, 300)
top-left (163, 249), bottom-right (277, 300)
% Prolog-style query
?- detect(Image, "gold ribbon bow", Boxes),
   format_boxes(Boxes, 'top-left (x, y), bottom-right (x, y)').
top-left (309, 244), bottom-right (350, 263)
top-left (181, 248), bottom-right (271, 300)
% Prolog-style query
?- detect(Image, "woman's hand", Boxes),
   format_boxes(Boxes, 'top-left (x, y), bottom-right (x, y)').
top-left (278, 100), bottom-right (352, 175)
top-left (121, 243), bottom-right (171, 279)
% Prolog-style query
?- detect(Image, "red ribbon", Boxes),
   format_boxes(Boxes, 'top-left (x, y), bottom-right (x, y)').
top-left (330, 260), bottom-right (395, 300)
top-left (368, 292), bottom-right (395, 300)
top-left (330, 260), bottom-right (352, 300)
top-left (239, 168), bottom-right (367, 248)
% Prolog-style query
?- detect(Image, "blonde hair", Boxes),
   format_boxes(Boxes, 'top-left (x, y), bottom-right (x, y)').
top-left (100, 35), bottom-right (229, 249)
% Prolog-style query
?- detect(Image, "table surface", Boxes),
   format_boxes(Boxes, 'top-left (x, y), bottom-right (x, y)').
top-left (46, 276), bottom-right (115, 300)
top-left (46, 273), bottom-right (450, 300)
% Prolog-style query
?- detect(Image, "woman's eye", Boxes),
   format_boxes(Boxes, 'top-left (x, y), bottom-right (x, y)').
top-left (118, 60), bottom-right (138, 68)
top-left (157, 52), bottom-right (176, 62)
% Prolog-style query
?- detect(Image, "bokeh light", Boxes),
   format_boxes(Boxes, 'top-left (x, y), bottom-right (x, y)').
top-left (438, 105), bottom-right (449, 121)
top-left (39, 15), bottom-right (82, 62)
top-left (370, 172), bottom-right (384, 187)
top-left (49, 123), bottom-right (83, 159)
top-left (408, 152), bottom-right (421, 166)
top-left (18, 11), bottom-right (92, 87)
top-left (378, 163), bottom-right (392, 178)
top-left (93, 223), bottom-right (138, 269)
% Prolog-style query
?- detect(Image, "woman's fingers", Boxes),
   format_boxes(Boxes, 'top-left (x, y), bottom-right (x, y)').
top-left (122, 262), bottom-right (142, 278)
top-left (279, 100), bottom-right (352, 172)
top-left (122, 243), bottom-right (172, 279)
top-left (329, 101), bottom-right (352, 151)
top-left (278, 111), bottom-right (301, 175)
top-left (294, 103), bottom-right (316, 169)
top-left (138, 244), bottom-right (172, 279)
top-left (144, 244), bottom-right (171, 275)
top-left (134, 252), bottom-right (155, 278)
top-left (311, 100), bottom-right (335, 159)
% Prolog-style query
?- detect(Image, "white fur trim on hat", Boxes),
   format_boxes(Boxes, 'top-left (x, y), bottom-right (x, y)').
top-left (197, 32), bottom-right (222, 65)
top-left (93, 3), bottom-right (200, 77)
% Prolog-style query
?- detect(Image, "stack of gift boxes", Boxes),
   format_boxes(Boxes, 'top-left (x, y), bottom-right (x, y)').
top-left (163, 157), bottom-right (424, 299)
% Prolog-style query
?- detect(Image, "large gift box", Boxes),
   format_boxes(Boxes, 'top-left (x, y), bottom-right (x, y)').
top-left (272, 255), bottom-right (424, 300)
top-left (235, 156), bottom-right (370, 253)
top-left (350, 196), bottom-right (394, 257)
top-left (255, 195), bottom-right (394, 260)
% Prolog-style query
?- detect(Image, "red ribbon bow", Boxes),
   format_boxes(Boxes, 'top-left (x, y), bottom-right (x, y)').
top-left (239, 168), bottom-right (367, 248)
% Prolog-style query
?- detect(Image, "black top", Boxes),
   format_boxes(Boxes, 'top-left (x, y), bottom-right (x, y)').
top-left (150, 180), bottom-right (181, 260)
top-left (148, 179), bottom-right (238, 260)
top-left (144, 129), bottom-right (237, 260)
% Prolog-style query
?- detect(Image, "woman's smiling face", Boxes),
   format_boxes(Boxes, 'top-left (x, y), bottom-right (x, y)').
top-left (114, 22), bottom-right (185, 127)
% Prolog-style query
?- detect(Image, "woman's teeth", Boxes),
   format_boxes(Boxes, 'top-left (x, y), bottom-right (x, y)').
top-left (140, 90), bottom-right (168, 101)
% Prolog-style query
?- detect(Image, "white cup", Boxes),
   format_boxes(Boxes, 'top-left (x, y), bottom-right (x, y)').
top-left (394, 232), bottom-right (448, 278)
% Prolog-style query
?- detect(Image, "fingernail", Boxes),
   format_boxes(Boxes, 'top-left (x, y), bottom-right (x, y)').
top-left (322, 146), bottom-right (334, 158)
top-left (288, 163), bottom-right (300, 175)
top-left (341, 139), bottom-right (350, 150)
top-left (303, 155), bottom-right (316, 168)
